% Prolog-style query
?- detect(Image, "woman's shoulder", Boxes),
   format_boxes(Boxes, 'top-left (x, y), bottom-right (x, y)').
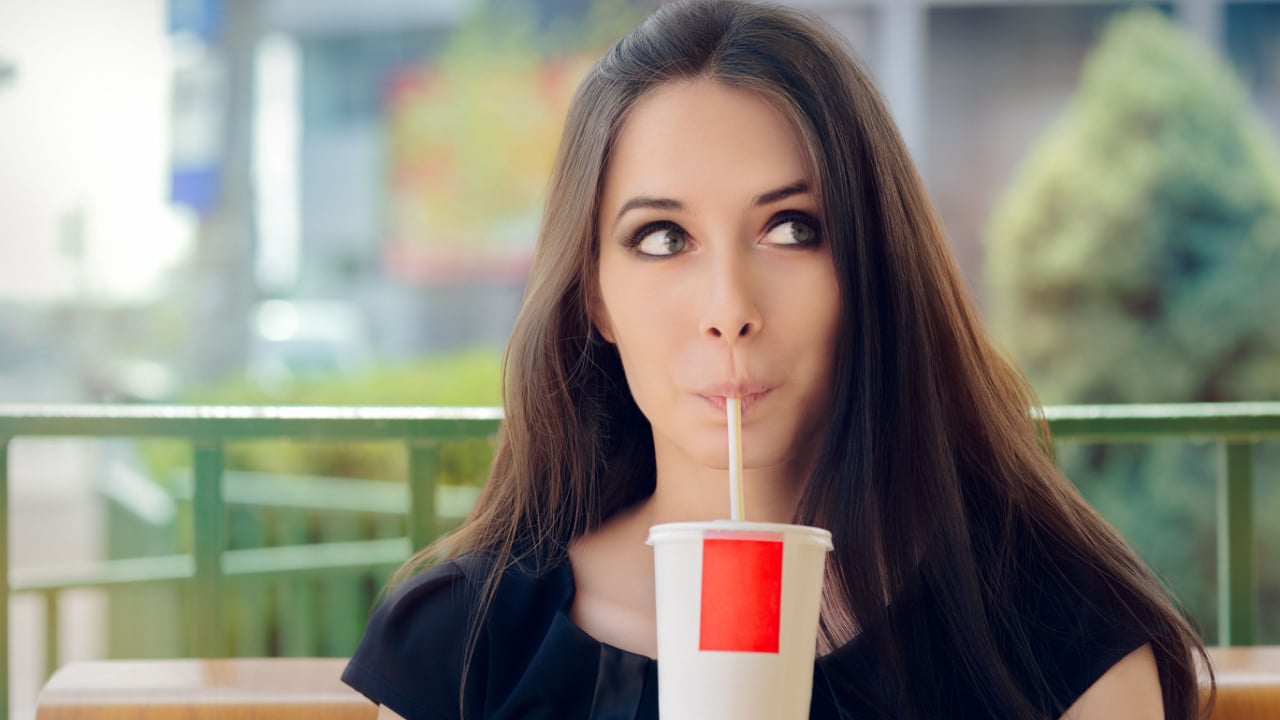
top-left (984, 540), bottom-right (1157, 715)
top-left (816, 543), bottom-right (1155, 717)
top-left (349, 554), bottom-right (501, 654)
top-left (340, 557), bottom-right (486, 718)
top-left (341, 552), bottom-right (576, 719)
top-left (1013, 549), bottom-right (1155, 698)
top-left (354, 551), bottom-right (574, 638)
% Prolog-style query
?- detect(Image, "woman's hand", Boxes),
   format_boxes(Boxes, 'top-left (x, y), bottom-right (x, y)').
top-left (1061, 643), bottom-right (1163, 719)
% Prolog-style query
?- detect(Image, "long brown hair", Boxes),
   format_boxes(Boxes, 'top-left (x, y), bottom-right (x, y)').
top-left (397, 1), bottom-right (1211, 717)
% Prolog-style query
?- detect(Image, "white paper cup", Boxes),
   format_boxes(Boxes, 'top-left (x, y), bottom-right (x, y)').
top-left (647, 520), bottom-right (833, 720)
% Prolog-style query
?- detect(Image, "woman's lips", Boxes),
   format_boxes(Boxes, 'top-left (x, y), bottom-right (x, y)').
top-left (699, 388), bottom-right (773, 414)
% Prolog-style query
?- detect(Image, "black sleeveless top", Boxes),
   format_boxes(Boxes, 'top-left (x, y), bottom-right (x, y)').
top-left (342, 553), bottom-right (1148, 719)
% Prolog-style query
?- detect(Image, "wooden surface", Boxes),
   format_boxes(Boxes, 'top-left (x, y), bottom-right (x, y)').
top-left (35, 658), bottom-right (376, 720)
top-left (1204, 646), bottom-right (1280, 720)
top-left (31, 648), bottom-right (1280, 719)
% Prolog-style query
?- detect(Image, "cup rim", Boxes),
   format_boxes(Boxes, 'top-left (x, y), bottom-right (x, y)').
top-left (646, 520), bottom-right (833, 550)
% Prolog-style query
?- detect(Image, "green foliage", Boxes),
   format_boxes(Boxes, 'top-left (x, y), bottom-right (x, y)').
top-left (142, 350), bottom-right (503, 487)
top-left (386, 0), bottom-right (642, 249)
top-left (987, 8), bottom-right (1280, 405)
top-left (190, 349), bottom-right (502, 406)
top-left (985, 9), bottom-right (1280, 642)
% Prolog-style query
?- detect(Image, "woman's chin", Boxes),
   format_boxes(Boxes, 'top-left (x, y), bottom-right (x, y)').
top-left (657, 423), bottom-right (800, 472)
top-left (687, 443), bottom-right (792, 473)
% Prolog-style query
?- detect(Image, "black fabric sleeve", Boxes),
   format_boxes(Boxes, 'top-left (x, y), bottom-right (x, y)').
top-left (1008, 552), bottom-right (1154, 716)
top-left (815, 552), bottom-right (1154, 718)
top-left (1039, 575), bottom-right (1152, 713)
top-left (342, 561), bottom-right (487, 720)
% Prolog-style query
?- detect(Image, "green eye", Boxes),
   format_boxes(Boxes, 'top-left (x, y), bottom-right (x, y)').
top-left (764, 217), bottom-right (819, 246)
top-left (635, 226), bottom-right (688, 256)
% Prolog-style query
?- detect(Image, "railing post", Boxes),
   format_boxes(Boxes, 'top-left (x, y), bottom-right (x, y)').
top-left (1, 437), bottom-right (10, 720)
top-left (192, 442), bottom-right (226, 657)
top-left (1218, 441), bottom-right (1257, 645)
top-left (275, 510), bottom-right (318, 656)
top-left (44, 591), bottom-right (58, 682)
top-left (408, 441), bottom-right (440, 552)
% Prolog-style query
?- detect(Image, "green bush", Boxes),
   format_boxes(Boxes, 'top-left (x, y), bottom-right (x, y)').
top-left (142, 349), bottom-right (503, 487)
top-left (985, 9), bottom-right (1280, 642)
top-left (988, 9), bottom-right (1280, 404)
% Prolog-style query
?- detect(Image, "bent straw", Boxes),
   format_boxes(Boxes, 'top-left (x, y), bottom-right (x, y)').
top-left (727, 396), bottom-right (744, 521)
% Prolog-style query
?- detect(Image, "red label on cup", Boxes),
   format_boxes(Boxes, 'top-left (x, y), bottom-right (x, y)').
top-left (699, 538), bottom-right (783, 653)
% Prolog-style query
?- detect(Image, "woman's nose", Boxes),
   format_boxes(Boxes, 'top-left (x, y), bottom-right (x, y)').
top-left (699, 256), bottom-right (763, 342)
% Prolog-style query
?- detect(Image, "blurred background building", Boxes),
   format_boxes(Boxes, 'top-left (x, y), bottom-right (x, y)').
top-left (1, 0), bottom-right (1277, 403)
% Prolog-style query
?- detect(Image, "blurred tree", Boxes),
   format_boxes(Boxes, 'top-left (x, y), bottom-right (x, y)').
top-left (385, 0), bottom-right (642, 257)
top-left (985, 8), bottom-right (1280, 641)
top-left (988, 8), bottom-right (1280, 403)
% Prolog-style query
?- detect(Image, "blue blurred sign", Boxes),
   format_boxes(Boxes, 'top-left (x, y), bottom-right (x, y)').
top-left (167, 0), bottom-right (226, 215)
top-left (168, 0), bottom-right (224, 41)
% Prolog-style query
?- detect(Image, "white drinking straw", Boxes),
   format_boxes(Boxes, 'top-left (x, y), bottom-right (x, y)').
top-left (727, 396), bottom-right (744, 521)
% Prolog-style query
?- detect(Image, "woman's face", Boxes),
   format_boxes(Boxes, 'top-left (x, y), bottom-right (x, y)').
top-left (594, 79), bottom-right (841, 474)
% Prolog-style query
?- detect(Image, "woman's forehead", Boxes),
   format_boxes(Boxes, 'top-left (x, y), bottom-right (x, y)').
top-left (599, 79), bottom-right (813, 220)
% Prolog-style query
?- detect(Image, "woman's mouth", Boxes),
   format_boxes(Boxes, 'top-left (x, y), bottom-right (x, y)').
top-left (698, 387), bottom-right (774, 415)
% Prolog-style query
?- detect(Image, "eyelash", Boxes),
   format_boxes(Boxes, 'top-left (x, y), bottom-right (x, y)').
top-left (623, 221), bottom-right (682, 251)
top-left (765, 211), bottom-right (822, 245)
top-left (621, 211), bottom-right (823, 252)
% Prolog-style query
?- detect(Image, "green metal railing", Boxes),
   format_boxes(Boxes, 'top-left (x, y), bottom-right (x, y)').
top-left (1041, 402), bottom-right (1279, 646)
top-left (0, 401), bottom-right (1277, 720)
top-left (0, 405), bottom-right (502, 720)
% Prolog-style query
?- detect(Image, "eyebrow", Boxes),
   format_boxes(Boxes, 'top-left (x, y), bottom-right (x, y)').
top-left (752, 180), bottom-right (811, 207)
top-left (613, 179), bottom-right (812, 223)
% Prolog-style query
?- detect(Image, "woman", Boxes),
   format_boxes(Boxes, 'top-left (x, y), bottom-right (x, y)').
top-left (343, 2), bottom-right (1211, 718)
